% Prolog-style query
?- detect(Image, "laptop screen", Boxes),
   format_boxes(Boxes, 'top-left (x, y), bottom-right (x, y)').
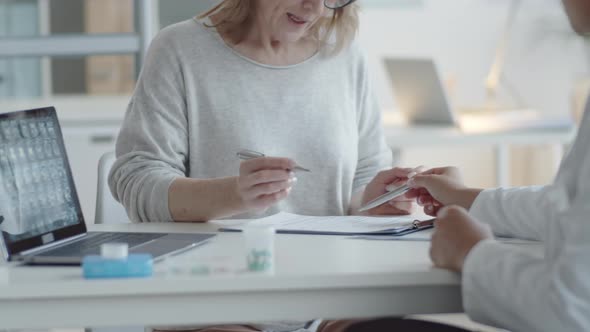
top-left (0, 107), bottom-right (86, 259)
top-left (383, 57), bottom-right (458, 125)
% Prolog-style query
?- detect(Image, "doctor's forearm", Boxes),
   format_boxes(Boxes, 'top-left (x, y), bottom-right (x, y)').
top-left (168, 177), bottom-right (245, 222)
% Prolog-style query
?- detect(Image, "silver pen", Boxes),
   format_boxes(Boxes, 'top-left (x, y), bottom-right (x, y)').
top-left (358, 184), bottom-right (411, 212)
top-left (358, 166), bottom-right (424, 212)
top-left (237, 149), bottom-right (311, 173)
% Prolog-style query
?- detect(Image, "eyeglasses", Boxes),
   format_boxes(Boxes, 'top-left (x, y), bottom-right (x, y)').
top-left (324, 0), bottom-right (357, 9)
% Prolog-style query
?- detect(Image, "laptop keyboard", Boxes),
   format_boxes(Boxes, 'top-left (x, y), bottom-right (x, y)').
top-left (36, 232), bottom-right (166, 257)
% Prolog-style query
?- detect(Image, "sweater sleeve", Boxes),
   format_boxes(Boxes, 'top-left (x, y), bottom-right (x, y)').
top-left (108, 29), bottom-right (188, 223)
top-left (352, 50), bottom-right (392, 192)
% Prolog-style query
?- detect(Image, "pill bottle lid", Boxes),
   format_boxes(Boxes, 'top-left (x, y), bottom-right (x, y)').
top-left (100, 243), bottom-right (129, 260)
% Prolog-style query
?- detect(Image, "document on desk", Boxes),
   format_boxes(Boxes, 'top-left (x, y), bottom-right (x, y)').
top-left (218, 212), bottom-right (434, 236)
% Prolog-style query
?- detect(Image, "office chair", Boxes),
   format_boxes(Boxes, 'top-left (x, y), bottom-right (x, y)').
top-left (91, 151), bottom-right (142, 332)
top-left (95, 151), bottom-right (130, 224)
top-left (344, 318), bottom-right (474, 332)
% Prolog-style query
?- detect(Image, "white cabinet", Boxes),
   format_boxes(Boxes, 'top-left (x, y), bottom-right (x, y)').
top-left (62, 125), bottom-right (119, 225)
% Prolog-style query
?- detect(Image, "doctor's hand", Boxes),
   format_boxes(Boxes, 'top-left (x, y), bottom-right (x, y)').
top-left (236, 157), bottom-right (297, 212)
top-left (362, 167), bottom-right (420, 215)
top-left (406, 166), bottom-right (481, 216)
top-left (430, 206), bottom-right (494, 272)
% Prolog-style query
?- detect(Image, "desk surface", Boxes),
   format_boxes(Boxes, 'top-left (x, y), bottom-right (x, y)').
top-left (381, 112), bottom-right (576, 147)
top-left (0, 221), bottom-right (463, 329)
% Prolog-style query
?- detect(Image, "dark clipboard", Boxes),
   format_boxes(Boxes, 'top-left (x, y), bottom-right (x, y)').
top-left (384, 218), bottom-right (435, 236)
top-left (218, 218), bottom-right (436, 237)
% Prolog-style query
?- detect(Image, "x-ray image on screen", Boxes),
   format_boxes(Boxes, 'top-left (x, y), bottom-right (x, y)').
top-left (0, 113), bottom-right (79, 242)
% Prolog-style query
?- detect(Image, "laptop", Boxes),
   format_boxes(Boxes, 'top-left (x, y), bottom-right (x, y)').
top-left (0, 107), bottom-right (215, 265)
top-left (383, 58), bottom-right (574, 133)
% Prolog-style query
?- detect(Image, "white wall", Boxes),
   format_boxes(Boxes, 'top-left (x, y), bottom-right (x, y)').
top-left (359, 0), bottom-right (587, 187)
top-left (360, 0), bottom-right (586, 114)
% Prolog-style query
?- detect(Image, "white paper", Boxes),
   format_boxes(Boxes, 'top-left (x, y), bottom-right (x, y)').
top-left (220, 212), bottom-right (420, 235)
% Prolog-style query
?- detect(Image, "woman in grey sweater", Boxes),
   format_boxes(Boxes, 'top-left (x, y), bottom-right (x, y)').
top-left (109, 1), bottom-right (418, 331)
top-left (109, 0), bottom-right (415, 225)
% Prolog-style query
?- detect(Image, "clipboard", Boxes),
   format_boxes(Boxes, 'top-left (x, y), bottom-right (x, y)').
top-left (344, 218), bottom-right (435, 236)
top-left (389, 218), bottom-right (436, 236)
top-left (218, 213), bottom-right (436, 237)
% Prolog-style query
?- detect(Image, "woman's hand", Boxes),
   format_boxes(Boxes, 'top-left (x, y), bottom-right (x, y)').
top-left (406, 166), bottom-right (481, 216)
top-left (430, 206), bottom-right (494, 272)
top-left (361, 167), bottom-right (420, 215)
top-left (236, 157), bottom-right (297, 212)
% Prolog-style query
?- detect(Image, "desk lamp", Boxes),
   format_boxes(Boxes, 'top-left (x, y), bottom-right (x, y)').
top-left (481, 0), bottom-right (526, 112)
top-left (457, 0), bottom-right (547, 135)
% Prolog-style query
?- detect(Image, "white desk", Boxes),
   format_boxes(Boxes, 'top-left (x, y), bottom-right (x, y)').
top-left (0, 222), bottom-right (462, 330)
top-left (382, 113), bottom-right (577, 187)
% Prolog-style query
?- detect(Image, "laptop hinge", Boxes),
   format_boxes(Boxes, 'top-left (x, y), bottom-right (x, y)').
top-left (18, 233), bottom-right (88, 256)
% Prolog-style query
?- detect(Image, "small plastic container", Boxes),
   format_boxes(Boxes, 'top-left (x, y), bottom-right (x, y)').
top-left (82, 243), bottom-right (153, 279)
top-left (243, 226), bottom-right (275, 274)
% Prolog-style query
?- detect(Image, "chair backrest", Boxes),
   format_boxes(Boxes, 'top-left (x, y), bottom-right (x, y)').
top-left (95, 151), bottom-right (130, 224)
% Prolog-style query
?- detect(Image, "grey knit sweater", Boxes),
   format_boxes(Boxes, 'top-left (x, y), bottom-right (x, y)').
top-left (109, 18), bottom-right (392, 224)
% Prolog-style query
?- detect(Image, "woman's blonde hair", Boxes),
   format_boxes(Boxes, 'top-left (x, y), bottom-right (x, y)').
top-left (197, 0), bottom-right (359, 54)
